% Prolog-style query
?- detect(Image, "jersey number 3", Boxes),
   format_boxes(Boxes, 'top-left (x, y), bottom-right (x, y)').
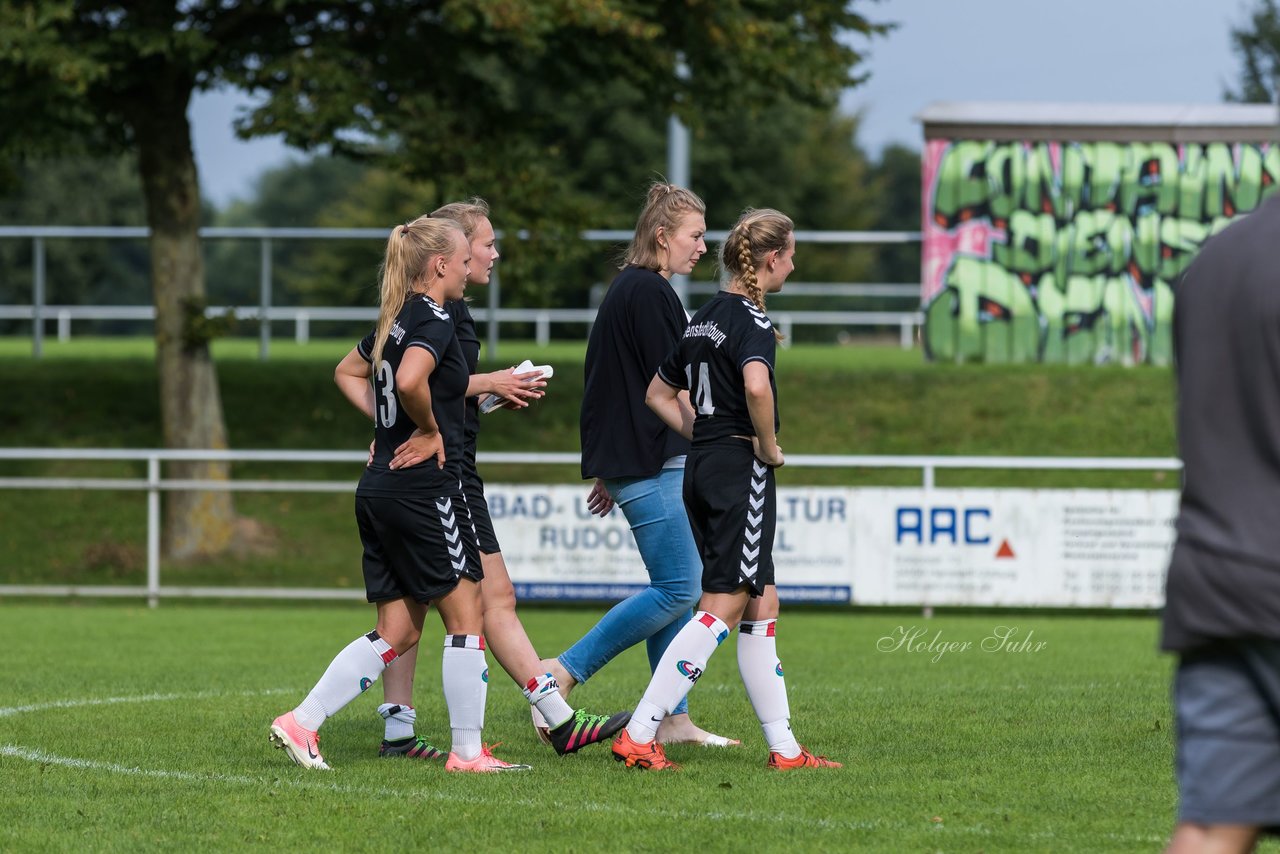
top-left (376, 362), bottom-right (398, 427)
top-left (686, 362), bottom-right (715, 416)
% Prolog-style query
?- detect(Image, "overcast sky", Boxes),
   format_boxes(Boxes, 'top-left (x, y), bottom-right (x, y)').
top-left (190, 0), bottom-right (1252, 207)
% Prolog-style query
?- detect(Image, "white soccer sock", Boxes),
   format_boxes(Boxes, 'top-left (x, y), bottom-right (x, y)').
top-left (293, 631), bottom-right (398, 731)
top-left (442, 634), bottom-right (488, 761)
top-left (377, 703), bottom-right (417, 742)
top-left (523, 672), bottom-right (573, 729)
top-left (625, 612), bottom-right (730, 743)
top-left (739, 618), bottom-right (800, 758)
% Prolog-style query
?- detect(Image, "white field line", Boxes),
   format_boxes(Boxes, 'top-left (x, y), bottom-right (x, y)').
top-left (0, 690), bottom-right (1166, 844)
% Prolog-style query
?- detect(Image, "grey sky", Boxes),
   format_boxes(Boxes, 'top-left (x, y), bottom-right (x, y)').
top-left (191, 0), bottom-right (1251, 207)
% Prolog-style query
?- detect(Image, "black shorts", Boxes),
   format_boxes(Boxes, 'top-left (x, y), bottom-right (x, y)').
top-left (1174, 638), bottom-right (1280, 832)
top-left (355, 491), bottom-right (483, 604)
top-left (460, 463), bottom-right (500, 555)
top-left (683, 438), bottom-right (775, 597)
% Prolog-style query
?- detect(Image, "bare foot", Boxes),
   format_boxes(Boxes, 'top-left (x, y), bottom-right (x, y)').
top-left (656, 712), bottom-right (741, 747)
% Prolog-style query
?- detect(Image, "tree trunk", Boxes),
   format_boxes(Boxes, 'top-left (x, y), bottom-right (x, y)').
top-left (130, 81), bottom-right (236, 560)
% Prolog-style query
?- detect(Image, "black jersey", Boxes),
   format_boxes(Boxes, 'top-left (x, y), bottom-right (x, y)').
top-left (445, 298), bottom-right (481, 460)
top-left (580, 265), bottom-right (691, 479)
top-left (657, 291), bottom-right (779, 443)
top-left (355, 293), bottom-right (468, 497)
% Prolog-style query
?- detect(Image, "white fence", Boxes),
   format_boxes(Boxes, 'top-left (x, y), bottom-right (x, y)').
top-left (0, 447), bottom-right (1182, 608)
top-left (0, 303), bottom-right (923, 350)
top-left (0, 225), bottom-right (924, 357)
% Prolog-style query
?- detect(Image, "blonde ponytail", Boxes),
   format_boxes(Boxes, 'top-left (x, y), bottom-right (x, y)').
top-left (371, 216), bottom-right (464, 374)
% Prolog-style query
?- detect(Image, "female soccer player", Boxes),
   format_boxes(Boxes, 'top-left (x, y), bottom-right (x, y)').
top-left (534, 182), bottom-right (736, 747)
top-left (376, 199), bottom-right (630, 762)
top-left (270, 215), bottom-right (510, 771)
top-left (611, 208), bottom-right (840, 771)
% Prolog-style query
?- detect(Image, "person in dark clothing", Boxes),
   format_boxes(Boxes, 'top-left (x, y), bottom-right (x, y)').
top-left (269, 215), bottom-right (496, 770)
top-left (534, 182), bottom-right (738, 747)
top-left (373, 199), bottom-right (631, 764)
top-left (612, 207), bottom-right (838, 772)
top-left (1162, 193), bottom-right (1280, 852)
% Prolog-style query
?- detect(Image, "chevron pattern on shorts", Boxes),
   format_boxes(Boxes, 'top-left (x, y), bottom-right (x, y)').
top-left (436, 496), bottom-right (466, 575)
top-left (739, 459), bottom-right (768, 585)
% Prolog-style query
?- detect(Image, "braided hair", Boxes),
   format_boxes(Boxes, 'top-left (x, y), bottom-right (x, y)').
top-left (718, 208), bottom-right (794, 341)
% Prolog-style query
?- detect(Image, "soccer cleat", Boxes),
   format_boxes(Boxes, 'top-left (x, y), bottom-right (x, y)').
top-left (546, 708), bottom-right (632, 756)
top-left (445, 744), bottom-right (532, 773)
top-left (269, 711), bottom-right (330, 770)
top-left (379, 735), bottom-right (445, 760)
top-left (611, 729), bottom-right (681, 771)
top-left (766, 746), bottom-right (842, 771)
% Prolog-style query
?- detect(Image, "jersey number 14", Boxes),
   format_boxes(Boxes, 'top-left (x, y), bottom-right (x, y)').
top-left (686, 362), bottom-right (715, 416)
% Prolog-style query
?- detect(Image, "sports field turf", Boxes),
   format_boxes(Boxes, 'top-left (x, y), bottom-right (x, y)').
top-left (0, 338), bottom-right (1229, 850)
top-left (2, 601), bottom-right (1252, 852)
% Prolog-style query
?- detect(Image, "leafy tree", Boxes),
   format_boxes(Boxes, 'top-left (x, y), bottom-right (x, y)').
top-left (0, 155), bottom-right (150, 320)
top-left (1227, 0), bottom-right (1280, 102)
top-left (865, 142), bottom-right (923, 289)
top-left (0, 1), bottom-right (883, 558)
top-left (230, 2), bottom-right (888, 306)
top-left (207, 156), bottom-right (385, 309)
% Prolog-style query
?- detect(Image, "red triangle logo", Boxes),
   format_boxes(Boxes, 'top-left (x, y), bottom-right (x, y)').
top-left (995, 540), bottom-right (1015, 559)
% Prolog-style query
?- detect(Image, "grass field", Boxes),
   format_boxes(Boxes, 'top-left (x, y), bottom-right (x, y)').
top-left (0, 338), bottom-right (1248, 850)
top-left (0, 602), bottom-right (1210, 852)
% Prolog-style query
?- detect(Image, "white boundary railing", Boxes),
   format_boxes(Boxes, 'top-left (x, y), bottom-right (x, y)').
top-left (0, 226), bottom-right (924, 357)
top-left (0, 304), bottom-right (924, 350)
top-left (0, 447), bottom-right (1182, 607)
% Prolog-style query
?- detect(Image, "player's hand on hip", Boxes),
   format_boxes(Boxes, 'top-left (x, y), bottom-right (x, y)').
top-left (752, 437), bottom-right (785, 468)
top-left (390, 429), bottom-right (446, 470)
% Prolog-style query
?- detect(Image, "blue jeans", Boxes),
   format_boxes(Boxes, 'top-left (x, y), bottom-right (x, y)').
top-left (559, 466), bottom-right (702, 715)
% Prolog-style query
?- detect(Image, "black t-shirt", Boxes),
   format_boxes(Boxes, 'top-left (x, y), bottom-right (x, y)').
top-left (1162, 193), bottom-right (1280, 650)
top-left (445, 298), bottom-right (481, 461)
top-left (580, 265), bottom-right (691, 479)
top-left (354, 293), bottom-right (468, 497)
top-left (657, 291), bottom-right (779, 443)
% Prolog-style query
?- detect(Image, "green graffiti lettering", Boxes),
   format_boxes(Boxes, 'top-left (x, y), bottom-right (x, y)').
top-left (993, 209), bottom-right (1056, 273)
top-left (1159, 218), bottom-right (1209, 281)
top-left (924, 258), bottom-right (1039, 362)
top-left (1058, 144), bottom-right (1087, 221)
top-left (1204, 143), bottom-right (1239, 219)
top-left (1066, 210), bottom-right (1117, 277)
top-left (1151, 278), bottom-right (1174, 367)
top-left (1024, 143), bottom-right (1064, 219)
top-left (1086, 142), bottom-right (1125, 211)
top-left (1034, 272), bottom-right (1067, 363)
top-left (925, 139), bottom-right (1276, 364)
top-left (932, 140), bottom-right (993, 227)
top-left (1179, 145), bottom-right (1206, 220)
top-left (986, 142), bottom-right (1023, 222)
top-left (1121, 143), bottom-right (1179, 217)
top-left (1100, 275), bottom-right (1151, 365)
top-left (1131, 211), bottom-right (1160, 281)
